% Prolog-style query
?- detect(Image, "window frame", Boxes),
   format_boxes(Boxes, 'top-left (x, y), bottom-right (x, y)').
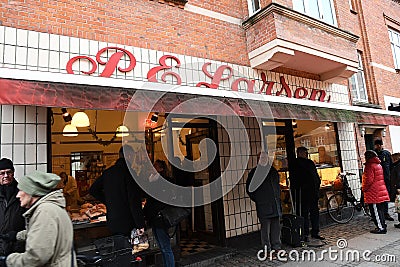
top-left (389, 28), bottom-right (400, 70)
top-left (293, 0), bottom-right (338, 26)
top-left (247, 0), bottom-right (261, 16)
top-left (349, 51), bottom-right (368, 103)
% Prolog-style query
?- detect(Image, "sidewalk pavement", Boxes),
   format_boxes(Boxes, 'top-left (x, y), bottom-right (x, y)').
top-left (213, 207), bottom-right (400, 267)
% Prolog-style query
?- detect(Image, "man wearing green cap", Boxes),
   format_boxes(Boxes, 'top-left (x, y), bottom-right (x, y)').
top-left (0, 171), bottom-right (77, 267)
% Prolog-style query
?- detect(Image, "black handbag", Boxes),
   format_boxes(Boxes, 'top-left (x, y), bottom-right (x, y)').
top-left (159, 206), bottom-right (191, 228)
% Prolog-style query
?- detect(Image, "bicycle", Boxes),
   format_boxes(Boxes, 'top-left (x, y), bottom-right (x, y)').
top-left (327, 172), bottom-right (371, 224)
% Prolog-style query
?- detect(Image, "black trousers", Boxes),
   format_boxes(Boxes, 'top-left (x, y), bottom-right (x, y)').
top-left (369, 203), bottom-right (386, 231)
top-left (295, 195), bottom-right (320, 237)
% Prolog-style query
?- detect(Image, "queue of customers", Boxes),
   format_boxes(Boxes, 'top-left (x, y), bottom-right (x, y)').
top-left (245, 139), bottom-right (400, 258)
top-left (1, 140), bottom-right (400, 266)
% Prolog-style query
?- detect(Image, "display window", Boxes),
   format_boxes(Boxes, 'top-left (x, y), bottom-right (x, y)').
top-left (263, 119), bottom-right (341, 213)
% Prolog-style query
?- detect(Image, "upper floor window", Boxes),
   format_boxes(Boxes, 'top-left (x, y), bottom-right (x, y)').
top-left (389, 28), bottom-right (400, 69)
top-left (349, 51), bottom-right (367, 102)
top-left (293, 0), bottom-right (337, 26)
top-left (247, 0), bottom-right (260, 16)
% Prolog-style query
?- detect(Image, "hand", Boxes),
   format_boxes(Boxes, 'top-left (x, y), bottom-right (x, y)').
top-left (136, 228), bottom-right (145, 236)
top-left (0, 231), bottom-right (17, 241)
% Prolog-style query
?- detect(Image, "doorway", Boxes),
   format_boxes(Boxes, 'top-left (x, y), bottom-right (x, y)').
top-left (152, 115), bottom-right (225, 247)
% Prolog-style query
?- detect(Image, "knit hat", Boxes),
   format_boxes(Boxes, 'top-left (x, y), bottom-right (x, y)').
top-left (0, 158), bottom-right (14, 171)
top-left (17, 171), bottom-right (61, 197)
top-left (365, 150), bottom-right (378, 160)
top-left (374, 139), bottom-right (383, 145)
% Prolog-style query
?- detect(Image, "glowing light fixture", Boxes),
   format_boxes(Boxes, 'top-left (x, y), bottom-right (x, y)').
top-left (63, 124), bottom-right (78, 137)
top-left (151, 113), bottom-right (159, 123)
top-left (116, 125), bottom-right (130, 137)
top-left (71, 111), bottom-right (90, 127)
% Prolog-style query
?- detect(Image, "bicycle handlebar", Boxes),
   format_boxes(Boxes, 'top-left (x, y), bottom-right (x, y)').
top-left (339, 172), bottom-right (356, 176)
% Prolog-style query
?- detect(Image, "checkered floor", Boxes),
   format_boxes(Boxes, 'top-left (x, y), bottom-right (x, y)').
top-left (180, 238), bottom-right (216, 256)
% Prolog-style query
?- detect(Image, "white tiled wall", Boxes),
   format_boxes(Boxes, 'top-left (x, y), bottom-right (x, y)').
top-left (0, 105), bottom-right (48, 177)
top-left (0, 25), bottom-right (349, 106)
top-left (336, 122), bottom-right (361, 199)
top-left (219, 116), bottom-right (261, 238)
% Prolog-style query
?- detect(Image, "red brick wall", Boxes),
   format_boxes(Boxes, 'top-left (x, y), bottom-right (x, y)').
top-left (189, 0), bottom-right (245, 18)
top-left (0, 0), bottom-right (249, 65)
top-left (244, 13), bottom-right (277, 52)
top-left (274, 12), bottom-right (357, 62)
top-left (358, 0), bottom-right (400, 106)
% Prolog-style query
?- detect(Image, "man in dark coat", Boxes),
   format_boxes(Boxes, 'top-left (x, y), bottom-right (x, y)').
top-left (290, 147), bottom-right (324, 241)
top-left (374, 139), bottom-right (394, 221)
top-left (0, 158), bottom-right (25, 256)
top-left (90, 145), bottom-right (145, 267)
top-left (246, 151), bottom-right (282, 253)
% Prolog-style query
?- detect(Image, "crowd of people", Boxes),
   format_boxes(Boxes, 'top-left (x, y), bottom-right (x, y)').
top-left (1, 139), bottom-right (400, 266)
top-left (245, 139), bottom-right (400, 260)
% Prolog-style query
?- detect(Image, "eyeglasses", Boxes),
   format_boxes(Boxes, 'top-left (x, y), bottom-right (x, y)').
top-left (0, 170), bottom-right (14, 176)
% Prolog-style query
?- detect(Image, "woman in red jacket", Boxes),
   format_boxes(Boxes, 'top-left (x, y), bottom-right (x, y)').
top-left (362, 150), bottom-right (390, 234)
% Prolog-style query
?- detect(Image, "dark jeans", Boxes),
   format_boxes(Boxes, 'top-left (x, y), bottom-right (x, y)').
top-left (259, 216), bottom-right (281, 251)
top-left (369, 203), bottom-right (386, 230)
top-left (153, 227), bottom-right (175, 267)
top-left (296, 196), bottom-right (320, 237)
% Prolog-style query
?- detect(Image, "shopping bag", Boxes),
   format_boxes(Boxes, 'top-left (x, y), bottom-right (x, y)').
top-left (131, 229), bottom-right (149, 254)
top-left (395, 195), bottom-right (400, 213)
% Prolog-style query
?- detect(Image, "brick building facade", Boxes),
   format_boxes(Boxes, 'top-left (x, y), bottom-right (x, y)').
top-left (0, 0), bottom-right (400, 256)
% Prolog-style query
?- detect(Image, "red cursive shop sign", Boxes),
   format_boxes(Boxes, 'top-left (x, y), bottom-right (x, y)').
top-left (66, 47), bottom-right (330, 102)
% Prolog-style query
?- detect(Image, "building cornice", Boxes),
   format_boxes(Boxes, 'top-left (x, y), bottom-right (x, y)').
top-left (242, 3), bottom-right (359, 42)
top-left (384, 13), bottom-right (400, 28)
top-left (149, 0), bottom-right (187, 8)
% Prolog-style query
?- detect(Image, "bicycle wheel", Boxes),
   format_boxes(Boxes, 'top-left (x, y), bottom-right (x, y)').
top-left (327, 192), bottom-right (355, 224)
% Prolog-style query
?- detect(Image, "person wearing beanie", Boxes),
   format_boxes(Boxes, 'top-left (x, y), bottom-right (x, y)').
top-left (0, 158), bottom-right (25, 256)
top-left (0, 171), bottom-right (77, 267)
top-left (362, 150), bottom-right (390, 234)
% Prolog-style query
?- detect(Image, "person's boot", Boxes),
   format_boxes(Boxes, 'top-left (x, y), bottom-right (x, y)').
top-left (384, 213), bottom-right (394, 221)
top-left (370, 228), bottom-right (387, 234)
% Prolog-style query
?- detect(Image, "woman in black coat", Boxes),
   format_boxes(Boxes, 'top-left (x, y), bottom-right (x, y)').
top-left (246, 151), bottom-right (282, 254)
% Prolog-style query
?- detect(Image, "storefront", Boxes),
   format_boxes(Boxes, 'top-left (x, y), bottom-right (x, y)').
top-left (1, 26), bottom-right (400, 259)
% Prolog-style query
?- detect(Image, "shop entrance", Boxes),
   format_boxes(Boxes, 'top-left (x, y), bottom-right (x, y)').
top-left (165, 116), bottom-right (224, 248)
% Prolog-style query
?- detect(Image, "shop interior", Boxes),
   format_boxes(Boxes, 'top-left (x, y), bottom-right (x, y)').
top-left (264, 119), bottom-right (341, 213)
top-left (51, 108), bottom-right (342, 257)
top-left (50, 108), bottom-right (224, 256)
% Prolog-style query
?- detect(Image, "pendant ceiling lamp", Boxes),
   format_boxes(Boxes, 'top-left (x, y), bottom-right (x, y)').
top-left (71, 111), bottom-right (90, 127)
top-left (115, 125), bottom-right (130, 137)
top-left (63, 124), bottom-right (78, 137)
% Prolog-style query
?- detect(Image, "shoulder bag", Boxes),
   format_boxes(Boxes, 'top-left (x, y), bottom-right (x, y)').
top-left (159, 206), bottom-right (191, 229)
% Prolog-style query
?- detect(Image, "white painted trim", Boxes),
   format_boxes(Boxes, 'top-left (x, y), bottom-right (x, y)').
top-left (370, 62), bottom-right (397, 73)
top-left (184, 4), bottom-right (242, 25)
top-left (248, 39), bottom-right (358, 68)
top-left (1, 67), bottom-right (400, 119)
